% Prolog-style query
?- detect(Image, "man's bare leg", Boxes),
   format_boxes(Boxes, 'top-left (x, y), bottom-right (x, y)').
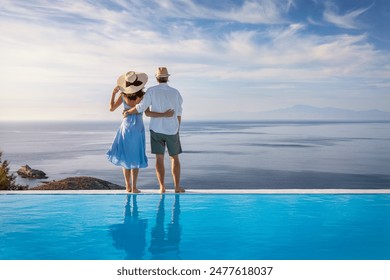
top-left (171, 155), bottom-right (184, 193)
top-left (155, 154), bottom-right (166, 193)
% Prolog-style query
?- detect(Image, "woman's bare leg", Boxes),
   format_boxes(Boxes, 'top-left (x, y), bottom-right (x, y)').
top-left (131, 168), bottom-right (140, 193)
top-left (122, 168), bottom-right (131, 192)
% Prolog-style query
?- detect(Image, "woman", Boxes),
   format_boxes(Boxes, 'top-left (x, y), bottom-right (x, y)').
top-left (107, 71), bottom-right (173, 193)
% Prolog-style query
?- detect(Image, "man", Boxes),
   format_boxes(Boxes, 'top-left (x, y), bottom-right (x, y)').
top-left (124, 67), bottom-right (184, 193)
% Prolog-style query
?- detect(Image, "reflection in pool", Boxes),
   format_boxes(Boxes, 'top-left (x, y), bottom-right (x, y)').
top-left (110, 195), bottom-right (181, 259)
top-left (1, 194), bottom-right (390, 260)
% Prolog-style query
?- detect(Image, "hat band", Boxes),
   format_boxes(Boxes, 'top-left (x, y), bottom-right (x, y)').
top-left (125, 76), bottom-right (143, 88)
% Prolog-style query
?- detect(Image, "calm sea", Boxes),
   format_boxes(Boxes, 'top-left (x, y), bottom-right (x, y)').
top-left (0, 120), bottom-right (389, 189)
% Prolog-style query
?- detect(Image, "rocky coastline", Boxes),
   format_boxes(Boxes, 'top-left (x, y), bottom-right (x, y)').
top-left (31, 176), bottom-right (123, 190)
top-left (13, 165), bottom-right (123, 191)
top-left (17, 165), bottom-right (48, 179)
top-left (1, 158), bottom-right (124, 191)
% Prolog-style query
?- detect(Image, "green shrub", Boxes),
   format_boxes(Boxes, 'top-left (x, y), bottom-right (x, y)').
top-left (0, 151), bottom-right (17, 190)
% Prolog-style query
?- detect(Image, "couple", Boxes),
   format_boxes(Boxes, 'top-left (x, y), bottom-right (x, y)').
top-left (107, 67), bottom-right (184, 194)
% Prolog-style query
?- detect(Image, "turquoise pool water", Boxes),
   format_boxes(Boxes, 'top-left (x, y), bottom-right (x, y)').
top-left (1, 194), bottom-right (389, 260)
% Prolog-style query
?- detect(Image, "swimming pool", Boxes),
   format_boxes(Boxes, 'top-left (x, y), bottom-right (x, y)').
top-left (1, 194), bottom-right (389, 260)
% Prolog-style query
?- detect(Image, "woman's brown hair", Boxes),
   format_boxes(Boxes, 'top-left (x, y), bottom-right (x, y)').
top-left (122, 89), bottom-right (145, 100)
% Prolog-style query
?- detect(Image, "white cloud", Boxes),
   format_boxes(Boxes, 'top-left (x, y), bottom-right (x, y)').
top-left (216, 0), bottom-right (290, 24)
top-left (323, 1), bottom-right (372, 29)
top-left (145, 0), bottom-right (292, 24)
top-left (0, 0), bottom-right (389, 121)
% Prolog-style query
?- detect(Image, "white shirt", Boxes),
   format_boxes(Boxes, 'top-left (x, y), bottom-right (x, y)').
top-left (136, 83), bottom-right (183, 135)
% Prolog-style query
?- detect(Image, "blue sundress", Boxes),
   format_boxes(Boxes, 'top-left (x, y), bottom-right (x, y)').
top-left (106, 99), bottom-right (148, 169)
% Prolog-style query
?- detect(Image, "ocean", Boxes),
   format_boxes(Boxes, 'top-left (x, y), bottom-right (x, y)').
top-left (0, 120), bottom-right (389, 189)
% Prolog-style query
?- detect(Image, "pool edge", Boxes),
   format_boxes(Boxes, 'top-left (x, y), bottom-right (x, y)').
top-left (1, 189), bottom-right (390, 195)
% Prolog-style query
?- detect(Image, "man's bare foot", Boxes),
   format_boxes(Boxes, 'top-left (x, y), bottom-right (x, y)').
top-left (132, 188), bottom-right (141, 194)
top-left (175, 187), bottom-right (185, 193)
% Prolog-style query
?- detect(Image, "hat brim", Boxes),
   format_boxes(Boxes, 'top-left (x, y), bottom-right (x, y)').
top-left (117, 72), bottom-right (148, 94)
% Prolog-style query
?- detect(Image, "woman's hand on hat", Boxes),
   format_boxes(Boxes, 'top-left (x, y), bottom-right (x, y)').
top-left (112, 86), bottom-right (120, 95)
top-left (163, 109), bottom-right (174, 117)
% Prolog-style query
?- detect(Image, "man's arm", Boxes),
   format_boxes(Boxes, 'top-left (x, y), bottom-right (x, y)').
top-left (177, 92), bottom-right (183, 128)
top-left (145, 108), bottom-right (174, 118)
top-left (123, 90), bottom-right (152, 116)
top-left (123, 106), bottom-right (139, 116)
top-left (123, 107), bottom-right (174, 118)
top-left (177, 115), bottom-right (181, 125)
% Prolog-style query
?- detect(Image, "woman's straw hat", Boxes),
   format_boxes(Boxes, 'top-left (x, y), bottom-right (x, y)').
top-left (117, 71), bottom-right (148, 94)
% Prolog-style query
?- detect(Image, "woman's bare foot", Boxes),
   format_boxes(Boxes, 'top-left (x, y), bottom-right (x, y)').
top-left (125, 185), bottom-right (131, 193)
top-left (175, 187), bottom-right (185, 193)
top-left (159, 185), bottom-right (166, 193)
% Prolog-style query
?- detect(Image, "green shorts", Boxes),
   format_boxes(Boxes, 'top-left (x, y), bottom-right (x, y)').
top-left (150, 130), bottom-right (182, 156)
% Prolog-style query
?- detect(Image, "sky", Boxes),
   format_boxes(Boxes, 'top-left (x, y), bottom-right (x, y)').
top-left (0, 0), bottom-right (389, 121)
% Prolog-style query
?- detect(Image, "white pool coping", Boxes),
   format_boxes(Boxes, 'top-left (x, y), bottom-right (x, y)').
top-left (2, 189), bottom-right (390, 195)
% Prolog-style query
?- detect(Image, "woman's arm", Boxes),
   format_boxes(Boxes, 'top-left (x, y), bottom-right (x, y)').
top-left (109, 86), bottom-right (122, 112)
